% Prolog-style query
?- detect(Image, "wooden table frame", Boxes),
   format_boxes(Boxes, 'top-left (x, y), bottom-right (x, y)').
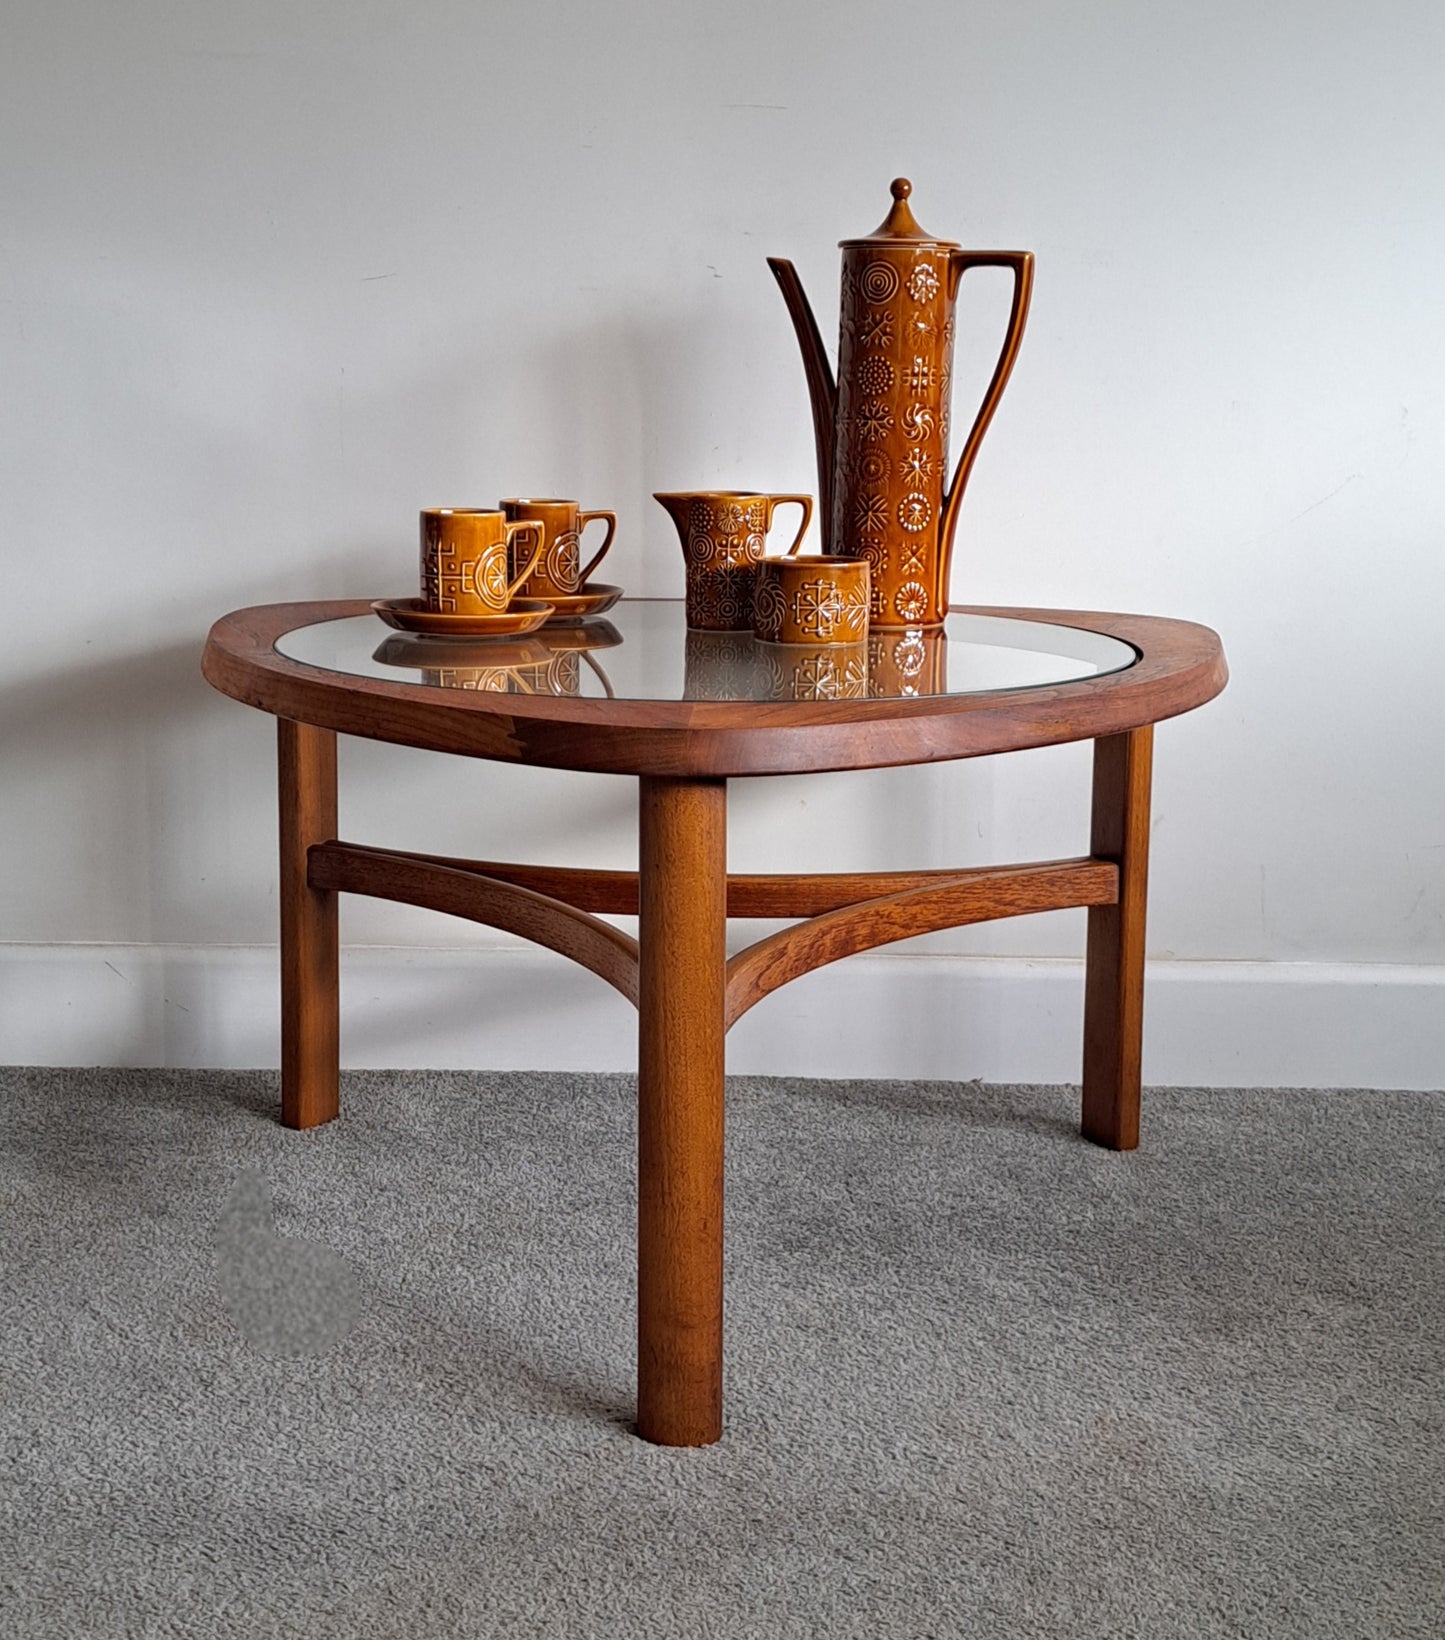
top-left (205, 600), bottom-right (1227, 1448)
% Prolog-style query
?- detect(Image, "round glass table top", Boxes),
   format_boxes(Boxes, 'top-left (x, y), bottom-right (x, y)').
top-left (274, 601), bottom-right (1137, 704)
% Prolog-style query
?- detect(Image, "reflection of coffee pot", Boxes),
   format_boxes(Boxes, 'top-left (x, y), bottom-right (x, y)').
top-left (769, 179), bottom-right (1033, 629)
top-left (867, 628), bottom-right (948, 698)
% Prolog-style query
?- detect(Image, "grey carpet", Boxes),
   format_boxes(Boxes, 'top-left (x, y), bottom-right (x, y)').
top-left (2, 1067), bottom-right (1442, 1638)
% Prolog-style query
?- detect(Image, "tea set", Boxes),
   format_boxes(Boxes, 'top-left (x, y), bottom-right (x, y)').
top-left (373, 500), bottom-right (623, 639)
top-left (371, 179), bottom-right (1034, 686)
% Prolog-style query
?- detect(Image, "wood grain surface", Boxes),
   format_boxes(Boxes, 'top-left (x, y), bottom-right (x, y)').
top-left (203, 600), bottom-right (1227, 777)
top-left (636, 778), bottom-right (727, 1445)
top-left (1082, 728), bottom-right (1154, 1149)
top-left (277, 720), bottom-right (339, 1129)
top-left (317, 843), bottom-right (1111, 920)
top-left (308, 842), bottom-right (640, 1006)
top-left (724, 858), bottom-right (1118, 1028)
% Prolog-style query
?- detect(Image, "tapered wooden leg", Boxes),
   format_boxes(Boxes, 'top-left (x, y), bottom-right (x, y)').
top-left (636, 776), bottom-right (727, 1446)
top-left (1082, 727), bottom-right (1153, 1149)
top-left (278, 719), bottom-right (339, 1129)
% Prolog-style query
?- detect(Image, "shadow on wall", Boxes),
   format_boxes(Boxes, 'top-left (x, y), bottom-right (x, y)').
top-left (0, 543), bottom-right (396, 947)
top-left (1, 291), bottom-right (797, 959)
top-left (499, 299), bottom-right (803, 591)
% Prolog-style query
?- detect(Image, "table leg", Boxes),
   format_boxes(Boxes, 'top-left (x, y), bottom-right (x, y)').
top-left (636, 776), bottom-right (727, 1446)
top-left (1082, 726), bottom-right (1153, 1149)
top-left (278, 719), bottom-right (339, 1130)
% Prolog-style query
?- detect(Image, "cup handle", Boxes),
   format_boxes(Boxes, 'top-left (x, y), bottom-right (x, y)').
top-left (576, 510), bottom-right (617, 585)
top-left (504, 521), bottom-right (546, 602)
top-left (768, 494), bottom-right (813, 556)
top-left (581, 650), bottom-right (616, 699)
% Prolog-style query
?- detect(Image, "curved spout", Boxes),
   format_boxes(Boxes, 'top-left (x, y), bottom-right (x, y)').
top-left (767, 258), bottom-right (837, 550)
top-left (651, 492), bottom-right (694, 536)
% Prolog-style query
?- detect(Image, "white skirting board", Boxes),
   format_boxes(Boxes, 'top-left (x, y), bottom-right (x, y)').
top-left (1, 943), bottom-right (1441, 1090)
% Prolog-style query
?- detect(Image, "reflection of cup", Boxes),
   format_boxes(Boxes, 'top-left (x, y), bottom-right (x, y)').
top-left (654, 491), bottom-right (813, 631)
top-left (507, 651), bottom-right (584, 696)
top-left (682, 629), bottom-right (767, 700)
top-left (373, 633), bottom-right (552, 692)
top-left (752, 554), bottom-right (870, 645)
top-left (499, 498), bottom-right (616, 599)
top-left (420, 508), bottom-right (544, 616)
top-left (867, 628), bottom-right (949, 698)
top-left (757, 641), bottom-right (869, 700)
top-left (372, 631), bottom-right (619, 697)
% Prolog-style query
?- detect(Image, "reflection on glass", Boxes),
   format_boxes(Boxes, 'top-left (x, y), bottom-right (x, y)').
top-left (866, 629), bottom-right (946, 697)
top-left (758, 641), bottom-right (870, 701)
top-left (682, 630), bottom-right (766, 699)
top-left (276, 602), bottom-right (1137, 702)
top-left (370, 621), bottom-right (623, 696)
top-left (685, 631), bottom-right (877, 701)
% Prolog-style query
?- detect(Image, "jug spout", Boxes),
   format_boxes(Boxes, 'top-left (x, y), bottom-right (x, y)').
top-left (652, 492), bottom-right (694, 535)
top-left (767, 257), bottom-right (837, 549)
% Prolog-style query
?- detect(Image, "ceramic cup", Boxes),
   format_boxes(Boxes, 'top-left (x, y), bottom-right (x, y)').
top-left (654, 491), bottom-right (813, 631)
top-left (419, 508), bottom-right (545, 617)
top-left (499, 498), bottom-right (617, 600)
top-left (752, 554), bottom-right (870, 645)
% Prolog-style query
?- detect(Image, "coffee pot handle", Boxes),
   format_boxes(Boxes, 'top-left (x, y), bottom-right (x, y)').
top-left (941, 251), bottom-right (1036, 549)
top-left (767, 494), bottom-right (814, 556)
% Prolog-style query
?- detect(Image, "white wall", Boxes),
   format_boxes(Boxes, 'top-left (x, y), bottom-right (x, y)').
top-left (2, 1), bottom-right (1443, 1084)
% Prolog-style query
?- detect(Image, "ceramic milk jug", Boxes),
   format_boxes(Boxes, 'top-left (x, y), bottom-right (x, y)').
top-left (769, 179), bottom-right (1034, 628)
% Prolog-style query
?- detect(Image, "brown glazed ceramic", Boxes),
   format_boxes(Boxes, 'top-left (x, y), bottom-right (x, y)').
top-left (768, 179), bottom-right (1034, 627)
top-left (420, 509), bottom-right (545, 617)
top-left (534, 584), bottom-right (625, 623)
top-left (752, 555), bottom-right (870, 645)
top-left (372, 597), bottom-right (554, 638)
top-left (499, 498), bottom-right (617, 599)
top-left (654, 491), bottom-right (813, 630)
top-left (756, 641), bottom-right (870, 701)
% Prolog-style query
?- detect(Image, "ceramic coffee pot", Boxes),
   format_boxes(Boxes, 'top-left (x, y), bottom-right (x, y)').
top-left (769, 179), bottom-right (1034, 628)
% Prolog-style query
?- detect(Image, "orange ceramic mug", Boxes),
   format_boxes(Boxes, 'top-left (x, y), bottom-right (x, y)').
top-left (752, 554), bottom-right (870, 645)
top-left (500, 498), bottom-right (618, 600)
top-left (420, 508), bottom-right (545, 617)
top-left (654, 491), bottom-right (813, 631)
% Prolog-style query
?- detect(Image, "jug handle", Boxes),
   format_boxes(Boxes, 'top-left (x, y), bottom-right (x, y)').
top-left (940, 251), bottom-right (1036, 568)
top-left (767, 494), bottom-right (814, 556)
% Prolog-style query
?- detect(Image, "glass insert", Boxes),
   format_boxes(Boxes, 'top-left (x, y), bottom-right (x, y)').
top-left (274, 601), bottom-right (1137, 703)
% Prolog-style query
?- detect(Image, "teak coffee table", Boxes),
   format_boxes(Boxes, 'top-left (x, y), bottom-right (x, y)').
top-left (202, 598), bottom-right (1227, 1447)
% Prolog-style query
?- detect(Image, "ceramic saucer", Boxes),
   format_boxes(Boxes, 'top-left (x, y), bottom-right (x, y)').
top-left (371, 597), bottom-right (555, 638)
top-left (540, 583), bottom-right (624, 624)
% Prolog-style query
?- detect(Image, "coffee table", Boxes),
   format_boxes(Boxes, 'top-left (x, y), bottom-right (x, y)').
top-left (202, 598), bottom-right (1227, 1446)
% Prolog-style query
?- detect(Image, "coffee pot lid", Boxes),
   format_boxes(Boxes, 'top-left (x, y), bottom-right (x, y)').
top-left (840, 178), bottom-right (960, 249)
